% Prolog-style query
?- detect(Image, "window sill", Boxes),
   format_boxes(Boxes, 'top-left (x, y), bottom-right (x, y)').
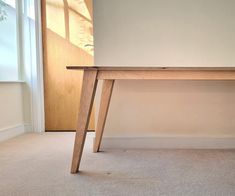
top-left (0, 80), bottom-right (25, 83)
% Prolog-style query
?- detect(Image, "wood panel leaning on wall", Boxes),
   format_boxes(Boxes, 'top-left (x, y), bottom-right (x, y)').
top-left (41, 0), bottom-right (95, 131)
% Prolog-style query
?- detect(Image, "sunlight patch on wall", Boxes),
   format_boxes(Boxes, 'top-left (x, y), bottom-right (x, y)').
top-left (46, 0), bottom-right (65, 38)
top-left (68, 0), bottom-right (91, 20)
top-left (46, 0), bottom-right (93, 56)
top-left (69, 8), bottom-right (93, 56)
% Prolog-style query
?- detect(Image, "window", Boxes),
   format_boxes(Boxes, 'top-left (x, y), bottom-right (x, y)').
top-left (0, 0), bottom-right (18, 80)
top-left (0, 0), bottom-right (37, 81)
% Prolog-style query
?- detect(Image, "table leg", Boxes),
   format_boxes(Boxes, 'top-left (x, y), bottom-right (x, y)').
top-left (71, 70), bottom-right (98, 174)
top-left (93, 80), bottom-right (115, 153)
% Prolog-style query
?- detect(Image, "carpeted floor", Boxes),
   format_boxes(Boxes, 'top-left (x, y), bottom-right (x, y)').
top-left (0, 133), bottom-right (235, 196)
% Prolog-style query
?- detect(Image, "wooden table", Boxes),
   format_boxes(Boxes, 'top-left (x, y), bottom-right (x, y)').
top-left (67, 66), bottom-right (235, 173)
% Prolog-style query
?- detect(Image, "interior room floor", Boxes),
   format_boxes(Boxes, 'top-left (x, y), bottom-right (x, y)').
top-left (0, 133), bottom-right (235, 196)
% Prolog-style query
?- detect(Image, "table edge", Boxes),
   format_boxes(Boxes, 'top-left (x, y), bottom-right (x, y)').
top-left (66, 66), bottom-right (235, 71)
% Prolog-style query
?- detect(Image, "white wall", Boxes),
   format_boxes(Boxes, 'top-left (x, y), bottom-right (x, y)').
top-left (94, 0), bottom-right (235, 67)
top-left (93, 0), bottom-right (235, 148)
top-left (0, 83), bottom-right (26, 141)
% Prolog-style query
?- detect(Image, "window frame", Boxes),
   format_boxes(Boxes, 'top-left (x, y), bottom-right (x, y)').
top-left (16, 0), bottom-right (24, 81)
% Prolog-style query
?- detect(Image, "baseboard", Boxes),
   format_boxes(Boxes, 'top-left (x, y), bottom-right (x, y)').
top-left (100, 136), bottom-right (235, 149)
top-left (0, 124), bottom-right (30, 142)
top-left (24, 123), bottom-right (32, 133)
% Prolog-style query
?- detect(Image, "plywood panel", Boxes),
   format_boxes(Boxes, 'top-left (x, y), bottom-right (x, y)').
top-left (42, 0), bottom-right (94, 131)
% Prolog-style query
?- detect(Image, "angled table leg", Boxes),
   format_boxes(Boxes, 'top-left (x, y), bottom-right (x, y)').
top-left (93, 80), bottom-right (115, 153)
top-left (71, 70), bottom-right (98, 174)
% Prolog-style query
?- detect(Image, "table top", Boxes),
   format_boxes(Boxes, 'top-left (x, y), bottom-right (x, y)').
top-left (66, 65), bottom-right (235, 71)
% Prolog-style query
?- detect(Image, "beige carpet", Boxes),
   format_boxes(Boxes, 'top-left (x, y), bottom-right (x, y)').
top-left (0, 133), bottom-right (235, 196)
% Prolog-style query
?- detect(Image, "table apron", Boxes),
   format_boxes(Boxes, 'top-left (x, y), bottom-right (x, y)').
top-left (97, 70), bottom-right (235, 80)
